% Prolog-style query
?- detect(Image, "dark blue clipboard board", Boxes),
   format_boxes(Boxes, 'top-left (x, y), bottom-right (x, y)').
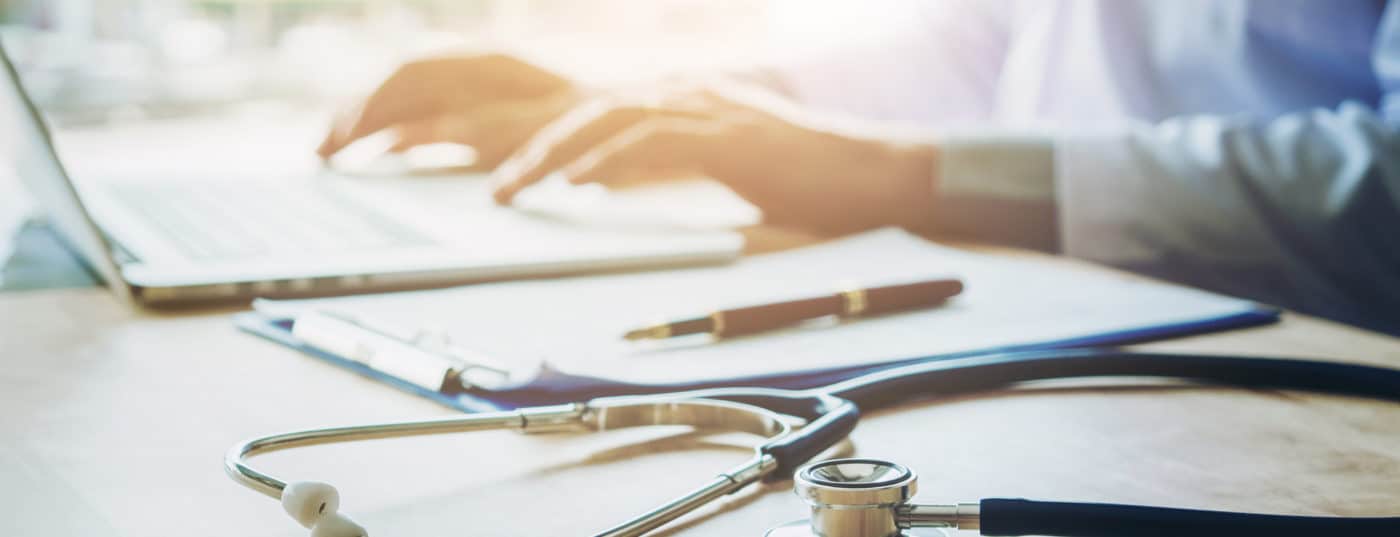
top-left (235, 303), bottom-right (1280, 413)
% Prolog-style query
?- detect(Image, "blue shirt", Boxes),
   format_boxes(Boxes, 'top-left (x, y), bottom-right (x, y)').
top-left (775, 0), bottom-right (1400, 334)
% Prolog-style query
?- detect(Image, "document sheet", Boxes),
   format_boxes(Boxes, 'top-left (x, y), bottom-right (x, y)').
top-left (258, 228), bottom-right (1269, 384)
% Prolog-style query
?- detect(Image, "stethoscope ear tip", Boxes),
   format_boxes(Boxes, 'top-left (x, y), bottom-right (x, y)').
top-left (281, 481), bottom-right (368, 537)
top-left (308, 512), bottom-right (367, 537)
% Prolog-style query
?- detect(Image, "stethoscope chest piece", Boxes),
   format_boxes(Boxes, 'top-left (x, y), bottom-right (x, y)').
top-left (764, 458), bottom-right (949, 537)
top-left (764, 520), bottom-right (949, 537)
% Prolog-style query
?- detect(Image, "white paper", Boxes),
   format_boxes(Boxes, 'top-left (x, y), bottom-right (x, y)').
top-left (261, 228), bottom-right (1261, 384)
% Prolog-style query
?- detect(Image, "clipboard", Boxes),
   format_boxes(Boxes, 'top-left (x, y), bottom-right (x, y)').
top-left (234, 305), bottom-right (1279, 412)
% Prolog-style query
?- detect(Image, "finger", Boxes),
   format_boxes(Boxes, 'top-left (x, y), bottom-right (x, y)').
top-left (387, 98), bottom-right (542, 153)
top-left (317, 62), bottom-right (450, 159)
top-left (491, 100), bottom-right (651, 203)
top-left (319, 97), bottom-right (430, 160)
top-left (466, 138), bottom-right (523, 171)
top-left (381, 120), bottom-right (502, 173)
top-left (387, 116), bottom-right (473, 153)
top-left (319, 98), bottom-right (405, 160)
top-left (385, 111), bottom-right (545, 174)
top-left (387, 118), bottom-right (437, 153)
top-left (559, 119), bottom-right (716, 187)
top-left (319, 101), bottom-right (406, 160)
top-left (317, 109), bottom-right (354, 159)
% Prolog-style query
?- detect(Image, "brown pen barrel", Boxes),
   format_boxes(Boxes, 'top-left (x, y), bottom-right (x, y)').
top-left (860, 278), bottom-right (964, 316)
top-left (713, 278), bottom-right (963, 337)
top-left (714, 295), bottom-right (843, 337)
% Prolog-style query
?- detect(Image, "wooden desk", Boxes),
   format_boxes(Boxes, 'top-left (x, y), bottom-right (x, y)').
top-left (3, 229), bottom-right (1399, 537)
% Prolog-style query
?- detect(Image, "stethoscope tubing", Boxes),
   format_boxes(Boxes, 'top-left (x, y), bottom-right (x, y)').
top-left (227, 347), bottom-right (1400, 536)
top-left (979, 498), bottom-right (1400, 536)
top-left (798, 348), bottom-right (1400, 536)
top-left (824, 347), bottom-right (1400, 411)
top-left (681, 347), bottom-right (1400, 478)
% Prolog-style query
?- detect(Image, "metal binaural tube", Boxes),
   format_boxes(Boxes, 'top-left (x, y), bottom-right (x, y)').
top-left (225, 404), bottom-right (588, 498)
top-left (595, 454), bottom-right (779, 537)
top-left (226, 396), bottom-right (802, 537)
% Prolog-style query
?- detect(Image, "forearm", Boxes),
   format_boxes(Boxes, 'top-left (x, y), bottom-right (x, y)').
top-left (941, 105), bottom-right (1400, 333)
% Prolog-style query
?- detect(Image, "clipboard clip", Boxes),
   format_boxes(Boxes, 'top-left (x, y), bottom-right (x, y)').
top-left (290, 310), bottom-right (520, 394)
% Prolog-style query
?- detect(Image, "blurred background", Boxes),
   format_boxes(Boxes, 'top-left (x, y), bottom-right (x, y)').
top-left (0, 0), bottom-right (916, 285)
top-left (0, 0), bottom-right (901, 126)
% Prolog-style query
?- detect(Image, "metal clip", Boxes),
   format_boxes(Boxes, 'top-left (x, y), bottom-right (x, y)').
top-left (291, 310), bottom-right (516, 393)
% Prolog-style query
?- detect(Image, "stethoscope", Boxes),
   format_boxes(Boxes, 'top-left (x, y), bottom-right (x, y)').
top-left (226, 348), bottom-right (1400, 536)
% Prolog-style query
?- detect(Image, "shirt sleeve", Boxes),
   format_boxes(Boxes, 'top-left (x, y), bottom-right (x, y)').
top-left (1053, 4), bottom-right (1400, 333)
top-left (1055, 104), bottom-right (1400, 332)
top-left (931, 5), bottom-right (1400, 334)
top-left (932, 132), bottom-right (1059, 251)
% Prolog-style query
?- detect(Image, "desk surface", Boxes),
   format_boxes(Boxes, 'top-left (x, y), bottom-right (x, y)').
top-left (3, 228), bottom-right (1400, 537)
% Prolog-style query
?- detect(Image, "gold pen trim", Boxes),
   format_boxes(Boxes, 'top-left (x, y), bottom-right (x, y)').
top-left (840, 288), bottom-right (868, 317)
top-left (623, 323), bottom-right (671, 341)
top-left (709, 311), bottom-right (727, 337)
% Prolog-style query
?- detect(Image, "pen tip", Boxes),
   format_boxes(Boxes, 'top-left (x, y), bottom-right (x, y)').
top-left (622, 328), bottom-right (651, 341)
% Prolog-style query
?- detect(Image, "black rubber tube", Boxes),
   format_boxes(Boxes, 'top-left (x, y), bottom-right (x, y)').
top-left (758, 400), bottom-right (859, 480)
top-left (818, 348), bottom-right (1400, 535)
top-left (827, 347), bottom-right (1400, 411)
top-left (702, 391), bottom-right (861, 481)
top-left (980, 498), bottom-right (1400, 536)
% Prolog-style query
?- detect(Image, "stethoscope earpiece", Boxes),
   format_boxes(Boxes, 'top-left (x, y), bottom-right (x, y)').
top-left (281, 481), bottom-right (367, 537)
top-left (308, 512), bottom-right (367, 537)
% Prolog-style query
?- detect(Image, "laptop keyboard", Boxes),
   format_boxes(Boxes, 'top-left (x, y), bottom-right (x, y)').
top-left (106, 182), bottom-right (432, 261)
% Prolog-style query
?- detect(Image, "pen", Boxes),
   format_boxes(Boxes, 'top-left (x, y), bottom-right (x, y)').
top-left (622, 277), bottom-right (964, 340)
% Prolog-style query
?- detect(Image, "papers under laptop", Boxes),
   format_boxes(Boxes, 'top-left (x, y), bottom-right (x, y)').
top-left (242, 228), bottom-right (1278, 407)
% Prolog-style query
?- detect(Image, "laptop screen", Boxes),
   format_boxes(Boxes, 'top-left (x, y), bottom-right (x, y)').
top-left (0, 39), bottom-right (127, 301)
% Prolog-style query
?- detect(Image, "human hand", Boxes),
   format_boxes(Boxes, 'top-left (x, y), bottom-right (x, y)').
top-left (316, 53), bottom-right (581, 170)
top-left (491, 83), bottom-right (939, 233)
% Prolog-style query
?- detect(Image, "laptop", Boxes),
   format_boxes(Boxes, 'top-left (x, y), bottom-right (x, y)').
top-left (0, 42), bottom-right (742, 306)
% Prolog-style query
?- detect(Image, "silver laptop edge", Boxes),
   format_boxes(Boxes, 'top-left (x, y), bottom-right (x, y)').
top-left (0, 39), bottom-right (131, 304)
top-left (0, 39), bottom-right (741, 306)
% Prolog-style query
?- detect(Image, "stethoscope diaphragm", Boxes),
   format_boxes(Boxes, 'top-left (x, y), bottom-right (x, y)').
top-left (765, 458), bottom-right (956, 537)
